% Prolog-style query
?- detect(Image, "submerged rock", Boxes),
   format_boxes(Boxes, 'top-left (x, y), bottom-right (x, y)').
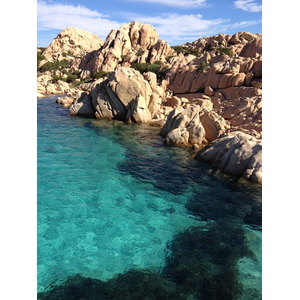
top-left (37, 270), bottom-right (187, 300)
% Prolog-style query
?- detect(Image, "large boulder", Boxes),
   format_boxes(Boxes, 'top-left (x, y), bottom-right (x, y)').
top-left (70, 66), bottom-right (169, 123)
top-left (239, 36), bottom-right (262, 58)
top-left (199, 109), bottom-right (230, 142)
top-left (126, 95), bottom-right (152, 123)
top-left (42, 27), bottom-right (104, 62)
top-left (160, 104), bottom-right (229, 146)
top-left (195, 131), bottom-right (262, 182)
top-left (70, 92), bottom-right (95, 118)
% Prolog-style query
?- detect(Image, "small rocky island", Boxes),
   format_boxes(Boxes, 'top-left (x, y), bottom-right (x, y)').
top-left (37, 22), bottom-right (262, 183)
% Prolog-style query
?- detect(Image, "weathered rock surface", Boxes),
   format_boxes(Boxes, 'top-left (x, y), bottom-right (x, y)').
top-left (56, 96), bottom-right (74, 108)
top-left (37, 73), bottom-right (78, 96)
top-left (184, 32), bottom-right (261, 57)
top-left (195, 131), bottom-right (262, 182)
top-left (220, 95), bottom-right (262, 138)
top-left (70, 66), bottom-right (169, 122)
top-left (168, 53), bottom-right (262, 95)
top-left (42, 27), bottom-right (104, 62)
top-left (160, 104), bottom-right (229, 146)
top-left (78, 21), bottom-right (175, 77)
top-left (70, 92), bottom-right (95, 117)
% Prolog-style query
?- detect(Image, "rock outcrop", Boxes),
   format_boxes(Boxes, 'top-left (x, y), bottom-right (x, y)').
top-left (70, 66), bottom-right (169, 122)
top-left (78, 21), bottom-right (175, 77)
top-left (160, 104), bottom-right (230, 146)
top-left (184, 32), bottom-right (261, 57)
top-left (168, 53), bottom-right (262, 96)
top-left (42, 27), bottom-right (104, 62)
top-left (195, 131), bottom-right (262, 182)
top-left (220, 95), bottom-right (262, 138)
top-left (37, 72), bottom-right (78, 96)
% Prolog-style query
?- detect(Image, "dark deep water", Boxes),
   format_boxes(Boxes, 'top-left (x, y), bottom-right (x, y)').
top-left (37, 95), bottom-right (262, 299)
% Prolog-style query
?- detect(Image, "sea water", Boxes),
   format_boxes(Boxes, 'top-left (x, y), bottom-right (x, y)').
top-left (37, 95), bottom-right (262, 299)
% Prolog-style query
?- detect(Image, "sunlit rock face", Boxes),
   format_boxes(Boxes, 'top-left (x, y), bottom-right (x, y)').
top-left (42, 26), bottom-right (104, 62)
top-left (78, 21), bottom-right (175, 77)
top-left (195, 131), bottom-right (262, 183)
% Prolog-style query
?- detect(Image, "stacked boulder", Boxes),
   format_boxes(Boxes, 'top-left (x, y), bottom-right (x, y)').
top-left (70, 66), bottom-right (169, 123)
top-left (78, 21), bottom-right (175, 77)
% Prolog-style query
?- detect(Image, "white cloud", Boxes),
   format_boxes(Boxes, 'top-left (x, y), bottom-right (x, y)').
top-left (37, 0), bottom-right (261, 47)
top-left (126, 0), bottom-right (207, 8)
top-left (229, 19), bottom-right (262, 29)
top-left (123, 13), bottom-right (230, 44)
top-left (37, 1), bottom-right (122, 39)
top-left (234, 0), bottom-right (262, 12)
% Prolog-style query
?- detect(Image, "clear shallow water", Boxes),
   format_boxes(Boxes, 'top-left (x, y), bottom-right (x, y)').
top-left (37, 95), bottom-right (262, 299)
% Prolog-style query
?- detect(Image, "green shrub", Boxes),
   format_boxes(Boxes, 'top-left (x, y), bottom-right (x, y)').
top-left (52, 70), bottom-right (80, 83)
top-left (59, 59), bottom-right (71, 68)
top-left (131, 63), bottom-right (169, 81)
top-left (38, 59), bottom-right (71, 72)
top-left (93, 71), bottom-right (109, 79)
top-left (146, 64), bottom-right (161, 73)
top-left (72, 81), bottom-right (83, 87)
top-left (37, 47), bottom-right (46, 54)
top-left (136, 48), bottom-right (145, 56)
top-left (38, 61), bottom-right (57, 72)
top-left (37, 54), bottom-right (46, 61)
top-left (166, 56), bottom-right (175, 63)
top-left (37, 53), bottom-right (46, 69)
top-left (197, 61), bottom-right (209, 72)
top-left (52, 75), bottom-right (66, 83)
top-left (66, 74), bottom-right (78, 83)
top-left (171, 46), bottom-right (201, 57)
top-left (131, 63), bottom-right (150, 74)
top-left (156, 65), bottom-right (170, 81)
top-left (216, 47), bottom-right (233, 57)
top-left (71, 78), bottom-right (91, 87)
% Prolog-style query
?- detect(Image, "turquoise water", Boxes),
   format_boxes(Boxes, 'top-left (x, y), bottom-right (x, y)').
top-left (37, 95), bottom-right (262, 299)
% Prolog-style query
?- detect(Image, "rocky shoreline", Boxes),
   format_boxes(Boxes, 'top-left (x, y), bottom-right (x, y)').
top-left (37, 21), bottom-right (262, 183)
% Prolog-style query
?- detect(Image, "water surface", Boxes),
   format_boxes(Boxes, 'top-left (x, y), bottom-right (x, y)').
top-left (37, 95), bottom-right (262, 299)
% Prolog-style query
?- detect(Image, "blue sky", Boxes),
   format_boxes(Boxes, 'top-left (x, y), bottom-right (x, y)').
top-left (37, 0), bottom-right (262, 47)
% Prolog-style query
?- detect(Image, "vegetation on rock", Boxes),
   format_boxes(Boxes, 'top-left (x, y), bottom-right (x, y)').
top-left (93, 71), bottom-right (109, 79)
top-left (38, 59), bottom-right (71, 72)
top-left (216, 47), bottom-right (233, 57)
top-left (171, 46), bottom-right (202, 57)
top-left (131, 62), bottom-right (169, 81)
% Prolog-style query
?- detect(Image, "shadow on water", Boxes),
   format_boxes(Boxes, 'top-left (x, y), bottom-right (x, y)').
top-left (37, 221), bottom-right (257, 300)
top-left (38, 270), bottom-right (188, 300)
top-left (163, 221), bottom-right (253, 300)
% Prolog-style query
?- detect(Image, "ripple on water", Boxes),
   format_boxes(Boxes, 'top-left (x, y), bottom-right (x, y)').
top-left (37, 96), bottom-right (262, 298)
